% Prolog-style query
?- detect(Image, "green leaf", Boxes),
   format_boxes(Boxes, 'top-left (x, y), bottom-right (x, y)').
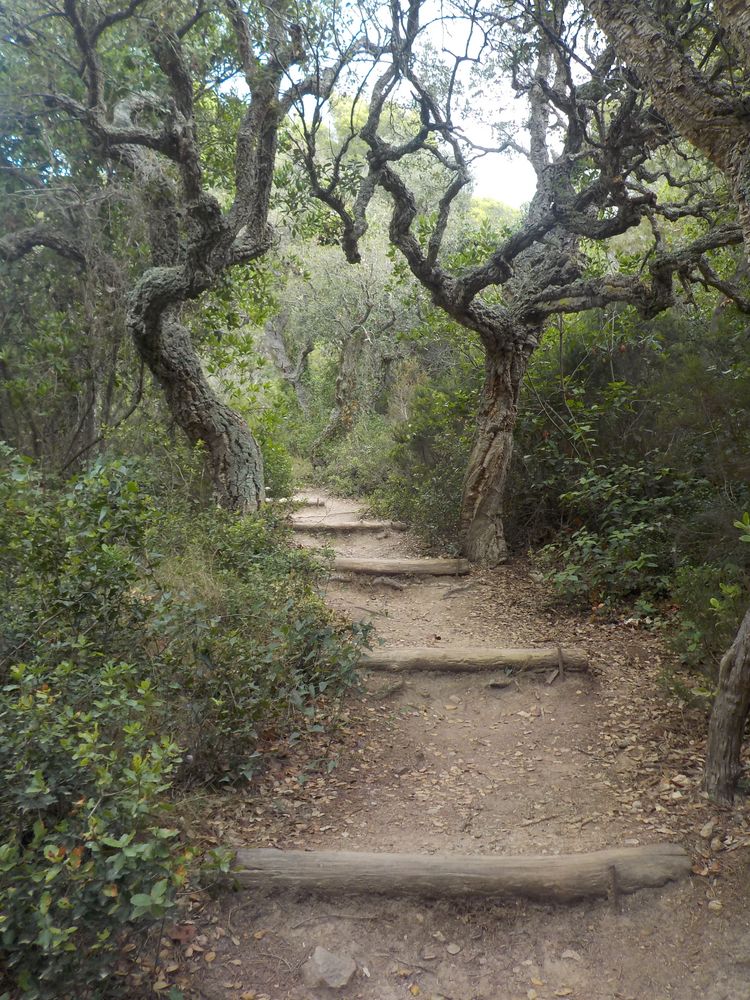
top-left (129, 893), bottom-right (153, 909)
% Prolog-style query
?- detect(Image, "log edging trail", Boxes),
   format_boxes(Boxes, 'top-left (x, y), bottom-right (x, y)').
top-left (333, 556), bottom-right (470, 576)
top-left (361, 645), bottom-right (589, 673)
top-left (231, 844), bottom-right (691, 902)
top-left (230, 491), bottom-right (693, 919)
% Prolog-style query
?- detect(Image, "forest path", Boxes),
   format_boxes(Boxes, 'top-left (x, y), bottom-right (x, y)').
top-left (187, 492), bottom-right (750, 1000)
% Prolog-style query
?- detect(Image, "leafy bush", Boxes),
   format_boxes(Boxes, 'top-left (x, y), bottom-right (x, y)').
top-left (0, 660), bottom-right (184, 999)
top-left (371, 381), bottom-right (478, 551)
top-left (0, 447), bottom-right (365, 995)
top-left (538, 464), bottom-right (713, 608)
top-left (150, 507), bottom-right (366, 780)
top-left (669, 562), bottom-right (748, 672)
top-left (251, 394), bottom-right (295, 499)
top-left (318, 413), bottom-right (395, 497)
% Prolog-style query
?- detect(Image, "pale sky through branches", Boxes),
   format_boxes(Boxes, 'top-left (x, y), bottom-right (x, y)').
top-left (425, 1), bottom-right (537, 207)
top-left (469, 142), bottom-right (536, 206)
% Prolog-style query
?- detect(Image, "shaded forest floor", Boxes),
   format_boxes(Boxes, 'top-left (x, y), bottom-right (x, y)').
top-left (146, 494), bottom-right (750, 1000)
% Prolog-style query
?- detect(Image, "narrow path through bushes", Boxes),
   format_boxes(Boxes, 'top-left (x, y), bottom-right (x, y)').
top-left (161, 493), bottom-right (750, 1000)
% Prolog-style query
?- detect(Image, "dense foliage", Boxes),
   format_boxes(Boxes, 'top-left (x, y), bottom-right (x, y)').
top-left (0, 449), bottom-right (364, 997)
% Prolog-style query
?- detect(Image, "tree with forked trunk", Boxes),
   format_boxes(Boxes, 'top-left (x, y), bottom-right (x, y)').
top-left (0, 0), bottom-right (381, 509)
top-left (584, 0), bottom-right (750, 807)
top-left (297, 0), bottom-right (748, 562)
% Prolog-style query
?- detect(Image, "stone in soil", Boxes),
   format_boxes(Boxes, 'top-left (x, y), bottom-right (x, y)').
top-left (302, 946), bottom-right (357, 989)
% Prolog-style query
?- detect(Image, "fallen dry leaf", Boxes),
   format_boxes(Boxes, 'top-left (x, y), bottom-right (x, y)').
top-left (167, 923), bottom-right (197, 944)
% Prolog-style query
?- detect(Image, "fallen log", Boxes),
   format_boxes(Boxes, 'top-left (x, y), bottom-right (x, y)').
top-left (292, 519), bottom-right (407, 533)
top-left (231, 844), bottom-right (690, 902)
top-left (333, 557), bottom-right (470, 576)
top-left (360, 645), bottom-right (589, 673)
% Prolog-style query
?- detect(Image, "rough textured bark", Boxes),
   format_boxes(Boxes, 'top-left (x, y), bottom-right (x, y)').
top-left (231, 844), bottom-right (691, 902)
top-left (717, 1), bottom-right (750, 69)
top-left (588, 0), bottom-right (750, 254)
top-left (705, 608), bottom-right (750, 805)
top-left (460, 347), bottom-right (530, 564)
top-left (313, 327), bottom-right (366, 462)
top-left (261, 312), bottom-right (312, 415)
top-left (1, 0), bottom-right (373, 507)
top-left (138, 314), bottom-right (263, 510)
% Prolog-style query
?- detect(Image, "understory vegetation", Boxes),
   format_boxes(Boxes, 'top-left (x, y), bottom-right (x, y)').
top-left (0, 448), bottom-right (363, 997)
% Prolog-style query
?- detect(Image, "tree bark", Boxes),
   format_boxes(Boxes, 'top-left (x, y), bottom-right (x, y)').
top-left (313, 326), bottom-right (366, 462)
top-left (460, 346), bottom-right (529, 564)
top-left (231, 844), bottom-right (690, 902)
top-left (134, 311), bottom-right (264, 511)
top-left (261, 312), bottom-right (313, 415)
top-left (705, 606), bottom-right (750, 805)
top-left (587, 0), bottom-right (750, 254)
top-left (716, 0), bottom-right (750, 69)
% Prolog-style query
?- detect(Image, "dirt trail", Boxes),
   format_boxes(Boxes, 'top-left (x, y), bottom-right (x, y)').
top-left (182, 493), bottom-right (750, 1000)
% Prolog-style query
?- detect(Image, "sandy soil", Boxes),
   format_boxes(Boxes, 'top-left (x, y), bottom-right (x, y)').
top-left (149, 493), bottom-right (750, 1000)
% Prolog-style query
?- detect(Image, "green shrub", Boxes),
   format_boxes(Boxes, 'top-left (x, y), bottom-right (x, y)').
top-left (669, 562), bottom-right (748, 672)
top-left (1, 448), bottom-right (364, 782)
top-left (538, 464), bottom-right (713, 608)
top-left (149, 508), bottom-right (366, 781)
top-left (371, 382), bottom-right (478, 551)
top-left (252, 398), bottom-right (295, 499)
top-left (0, 659), bottom-right (184, 999)
top-left (318, 413), bottom-right (395, 497)
top-left (0, 446), bottom-right (366, 994)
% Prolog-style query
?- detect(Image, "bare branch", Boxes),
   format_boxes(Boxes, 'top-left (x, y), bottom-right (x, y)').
top-left (0, 225), bottom-right (86, 265)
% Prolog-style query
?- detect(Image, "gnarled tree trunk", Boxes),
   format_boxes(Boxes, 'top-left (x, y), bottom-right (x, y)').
top-left (460, 346), bottom-right (529, 565)
top-left (705, 606), bottom-right (750, 805)
top-left (587, 0), bottom-right (750, 254)
top-left (134, 311), bottom-right (263, 512)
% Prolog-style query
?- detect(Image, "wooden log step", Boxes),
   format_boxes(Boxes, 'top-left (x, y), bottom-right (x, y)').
top-left (292, 519), bottom-right (407, 533)
top-left (231, 844), bottom-right (690, 903)
top-left (332, 557), bottom-right (469, 576)
top-left (360, 645), bottom-right (589, 673)
top-left (267, 496), bottom-right (326, 506)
